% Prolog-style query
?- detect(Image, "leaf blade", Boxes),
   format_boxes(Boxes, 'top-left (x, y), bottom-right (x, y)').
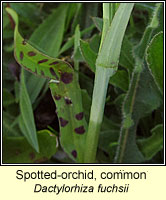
top-left (146, 32), bottom-right (163, 94)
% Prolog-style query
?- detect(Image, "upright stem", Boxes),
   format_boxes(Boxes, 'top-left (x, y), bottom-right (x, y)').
top-left (83, 3), bottom-right (134, 163)
top-left (84, 3), bottom-right (111, 163)
top-left (84, 67), bottom-right (111, 163)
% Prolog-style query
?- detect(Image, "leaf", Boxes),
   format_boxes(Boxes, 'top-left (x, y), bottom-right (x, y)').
top-left (6, 7), bottom-right (74, 81)
top-left (26, 74), bottom-right (47, 104)
top-left (59, 24), bottom-right (95, 55)
top-left (73, 25), bottom-right (82, 64)
top-left (119, 36), bottom-right (135, 74)
top-left (99, 129), bottom-right (120, 162)
top-left (109, 70), bottom-right (129, 92)
top-left (134, 3), bottom-right (162, 59)
top-left (49, 80), bottom-right (87, 163)
top-left (113, 93), bottom-right (126, 107)
top-left (81, 3), bottom-right (99, 38)
top-left (146, 32), bottom-right (163, 94)
top-left (3, 111), bottom-right (21, 137)
top-left (80, 39), bottom-right (97, 72)
top-left (19, 69), bottom-right (39, 152)
top-left (3, 88), bottom-right (15, 107)
top-left (92, 17), bottom-right (103, 32)
top-left (71, 3), bottom-right (82, 34)
top-left (137, 124), bottom-right (163, 160)
top-left (89, 34), bottom-right (100, 53)
top-left (114, 61), bottom-right (162, 164)
top-left (65, 3), bottom-right (78, 32)
top-left (16, 4), bottom-right (68, 106)
top-left (3, 5), bottom-right (10, 29)
top-left (115, 3), bottom-right (162, 164)
top-left (10, 3), bottom-right (41, 27)
top-left (3, 129), bottom-right (58, 163)
top-left (30, 3), bottom-right (68, 58)
top-left (6, 7), bottom-right (88, 163)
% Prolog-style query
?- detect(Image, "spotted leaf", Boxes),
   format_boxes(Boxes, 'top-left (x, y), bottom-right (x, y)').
top-left (6, 7), bottom-right (87, 163)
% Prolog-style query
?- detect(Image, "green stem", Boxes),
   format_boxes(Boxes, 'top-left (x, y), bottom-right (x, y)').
top-left (84, 67), bottom-right (111, 163)
top-left (84, 3), bottom-right (111, 163)
top-left (83, 3), bottom-right (134, 163)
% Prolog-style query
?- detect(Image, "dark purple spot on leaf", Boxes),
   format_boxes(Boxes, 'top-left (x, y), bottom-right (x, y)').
top-left (50, 67), bottom-right (58, 79)
top-left (41, 70), bottom-right (44, 76)
top-left (28, 51), bottom-right (36, 56)
top-left (65, 97), bottom-right (72, 105)
top-left (59, 117), bottom-right (69, 127)
top-left (22, 40), bottom-right (26, 45)
top-left (20, 51), bottom-right (24, 61)
top-left (71, 150), bottom-right (77, 158)
top-left (74, 126), bottom-right (85, 134)
top-left (54, 95), bottom-right (61, 100)
top-left (75, 112), bottom-right (84, 120)
top-left (38, 59), bottom-right (48, 64)
top-left (61, 72), bottom-right (73, 84)
top-left (49, 61), bottom-right (59, 65)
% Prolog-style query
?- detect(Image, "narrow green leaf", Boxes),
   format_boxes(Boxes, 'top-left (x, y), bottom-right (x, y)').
top-left (110, 3), bottom-right (120, 22)
top-left (3, 88), bottom-right (15, 107)
top-left (26, 75), bottom-right (47, 104)
top-left (89, 34), bottom-right (100, 53)
top-left (137, 124), bottom-right (163, 160)
top-left (80, 39), bottom-right (97, 72)
top-left (65, 3), bottom-right (78, 32)
top-left (71, 3), bottom-right (82, 34)
top-left (30, 3), bottom-right (68, 58)
top-left (80, 3), bottom-right (99, 38)
top-left (19, 69), bottom-right (39, 152)
top-left (3, 111), bottom-right (21, 137)
top-left (59, 24), bottom-right (95, 55)
top-left (3, 129), bottom-right (58, 163)
top-left (92, 17), bottom-right (103, 32)
top-left (146, 32), bottom-right (163, 94)
top-left (73, 25), bottom-right (81, 58)
top-left (3, 5), bottom-right (10, 29)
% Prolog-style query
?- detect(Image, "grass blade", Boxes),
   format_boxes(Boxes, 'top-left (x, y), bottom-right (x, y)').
top-left (19, 68), bottom-right (39, 152)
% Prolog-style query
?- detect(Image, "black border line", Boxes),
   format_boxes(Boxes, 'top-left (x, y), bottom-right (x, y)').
top-left (1, 1), bottom-right (165, 166)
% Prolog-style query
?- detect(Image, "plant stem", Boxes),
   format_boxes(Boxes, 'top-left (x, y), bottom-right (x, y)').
top-left (83, 3), bottom-right (134, 163)
top-left (84, 3), bottom-right (111, 163)
top-left (84, 67), bottom-right (111, 163)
